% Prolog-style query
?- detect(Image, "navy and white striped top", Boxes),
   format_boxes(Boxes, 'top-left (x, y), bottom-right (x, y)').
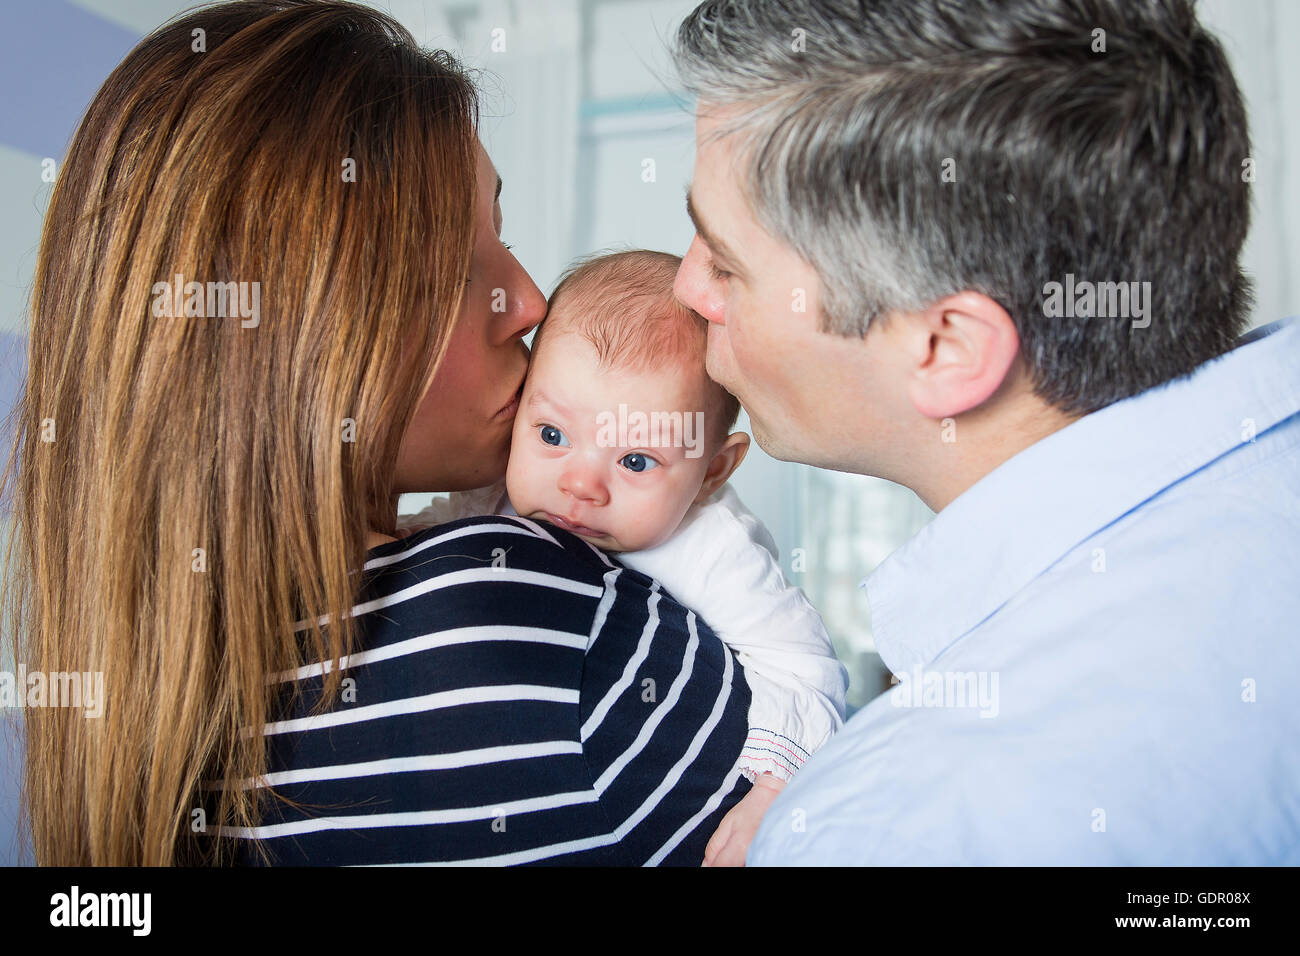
top-left (219, 514), bottom-right (753, 865)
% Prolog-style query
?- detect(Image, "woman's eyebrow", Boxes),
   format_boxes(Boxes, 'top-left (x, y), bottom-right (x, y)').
top-left (495, 174), bottom-right (503, 203)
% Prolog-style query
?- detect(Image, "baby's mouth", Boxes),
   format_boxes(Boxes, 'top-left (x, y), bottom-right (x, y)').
top-left (543, 512), bottom-right (603, 537)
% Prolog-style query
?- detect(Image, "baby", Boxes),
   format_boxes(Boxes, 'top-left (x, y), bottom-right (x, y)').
top-left (401, 250), bottom-right (848, 863)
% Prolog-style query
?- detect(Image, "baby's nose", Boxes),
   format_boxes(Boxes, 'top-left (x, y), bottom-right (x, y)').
top-left (558, 466), bottom-right (608, 505)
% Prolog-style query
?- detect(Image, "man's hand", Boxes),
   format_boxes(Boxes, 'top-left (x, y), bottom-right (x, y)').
top-left (702, 772), bottom-right (787, 866)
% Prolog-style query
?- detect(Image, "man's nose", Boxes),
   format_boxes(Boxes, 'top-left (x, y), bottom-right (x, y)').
top-left (558, 461), bottom-right (608, 505)
top-left (675, 235), bottom-right (725, 325)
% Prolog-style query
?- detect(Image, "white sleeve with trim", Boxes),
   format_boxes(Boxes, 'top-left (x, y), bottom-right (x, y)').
top-left (615, 483), bottom-right (848, 782)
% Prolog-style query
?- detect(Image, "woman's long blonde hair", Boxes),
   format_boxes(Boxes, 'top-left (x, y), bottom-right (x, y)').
top-left (2, 0), bottom-right (479, 865)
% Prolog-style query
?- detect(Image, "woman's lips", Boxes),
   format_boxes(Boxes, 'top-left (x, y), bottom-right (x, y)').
top-left (544, 512), bottom-right (603, 536)
top-left (495, 384), bottom-right (523, 420)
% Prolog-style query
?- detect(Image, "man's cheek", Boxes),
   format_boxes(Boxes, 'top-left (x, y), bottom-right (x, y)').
top-left (705, 321), bottom-right (727, 355)
top-left (704, 330), bottom-right (731, 384)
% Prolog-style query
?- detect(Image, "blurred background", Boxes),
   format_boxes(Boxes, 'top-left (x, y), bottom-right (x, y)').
top-left (1, 0), bottom-right (1297, 864)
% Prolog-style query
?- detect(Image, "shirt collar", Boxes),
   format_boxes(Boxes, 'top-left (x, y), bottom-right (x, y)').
top-left (865, 318), bottom-right (1300, 675)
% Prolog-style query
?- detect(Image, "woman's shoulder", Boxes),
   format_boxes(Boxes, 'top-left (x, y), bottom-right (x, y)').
top-left (227, 514), bottom-right (752, 865)
top-left (364, 514), bottom-right (617, 593)
top-left (351, 515), bottom-right (618, 654)
top-left (230, 517), bottom-right (631, 865)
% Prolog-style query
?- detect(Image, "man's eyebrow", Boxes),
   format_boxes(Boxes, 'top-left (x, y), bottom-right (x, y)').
top-left (685, 188), bottom-right (742, 268)
top-left (495, 174), bottom-right (503, 203)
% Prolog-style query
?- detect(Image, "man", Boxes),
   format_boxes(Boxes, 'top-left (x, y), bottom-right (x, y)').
top-left (672, 0), bottom-right (1300, 864)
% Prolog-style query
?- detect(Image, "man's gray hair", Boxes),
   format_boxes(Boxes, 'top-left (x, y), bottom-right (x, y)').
top-left (672, 0), bottom-right (1253, 416)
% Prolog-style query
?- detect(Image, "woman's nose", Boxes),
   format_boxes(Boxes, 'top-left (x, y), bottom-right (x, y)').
top-left (509, 261), bottom-right (548, 340)
top-left (558, 463), bottom-right (608, 506)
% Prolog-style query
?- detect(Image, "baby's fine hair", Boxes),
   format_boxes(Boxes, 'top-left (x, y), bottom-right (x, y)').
top-left (533, 249), bottom-right (741, 447)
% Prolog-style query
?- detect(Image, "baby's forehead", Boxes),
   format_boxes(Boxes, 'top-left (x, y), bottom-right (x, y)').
top-left (527, 330), bottom-right (712, 413)
top-left (529, 329), bottom-right (710, 405)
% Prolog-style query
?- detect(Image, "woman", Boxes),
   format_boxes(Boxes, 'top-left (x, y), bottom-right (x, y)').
top-left (5, 0), bottom-right (751, 865)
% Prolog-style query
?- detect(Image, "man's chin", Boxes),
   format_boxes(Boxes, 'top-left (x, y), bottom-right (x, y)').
top-left (748, 419), bottom-right (780, 458)
top-left (748, 416), bottom-right (806, 466)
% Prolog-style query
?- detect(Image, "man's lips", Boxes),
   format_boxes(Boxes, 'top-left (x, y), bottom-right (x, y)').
top-left (543, 512), bottom-right (603, 536)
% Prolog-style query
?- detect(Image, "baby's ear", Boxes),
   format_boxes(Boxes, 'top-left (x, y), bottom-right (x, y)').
top-left (694, 432), bottom-right (750, 504)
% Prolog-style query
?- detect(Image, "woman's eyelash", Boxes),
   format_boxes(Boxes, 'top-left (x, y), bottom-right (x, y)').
top-left (464, 241), bottom-right (516, 285)
top-left (708, 260), bottom-right (730, 281)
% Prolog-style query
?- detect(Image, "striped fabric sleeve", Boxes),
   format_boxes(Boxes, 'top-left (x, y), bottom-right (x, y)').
top-left (576, 550), bottom-right (755, 866)
top-left (208, 514), bottom-right (751, 866)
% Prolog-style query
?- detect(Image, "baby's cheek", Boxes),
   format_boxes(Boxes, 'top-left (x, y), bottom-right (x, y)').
top-left (504, 434), bottom-right (533, 511)
top-left (620, 496), bottom-right (680, 552)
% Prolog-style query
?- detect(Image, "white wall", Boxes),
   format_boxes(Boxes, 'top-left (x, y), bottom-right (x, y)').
top-left (1200, 0), bottom-right (1299, 330)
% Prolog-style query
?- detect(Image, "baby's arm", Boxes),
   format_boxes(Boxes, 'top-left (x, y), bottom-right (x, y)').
top-left (616, 483), bottom-right (848, 784)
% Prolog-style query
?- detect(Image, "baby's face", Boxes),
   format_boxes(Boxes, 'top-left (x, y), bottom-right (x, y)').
top-left (506, 330), bottom-right (715, 552)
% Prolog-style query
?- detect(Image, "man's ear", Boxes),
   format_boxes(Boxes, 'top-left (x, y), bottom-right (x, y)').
top-left (694, 432), bottom-right (750, 504)
top-left (902, 292), bottom-right (1020, 419)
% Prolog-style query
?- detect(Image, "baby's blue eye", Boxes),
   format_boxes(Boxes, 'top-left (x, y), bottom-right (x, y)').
top-left (539, 424), bottom-right (569, 447)
top-left (619, 452), bottom-right (659, 473)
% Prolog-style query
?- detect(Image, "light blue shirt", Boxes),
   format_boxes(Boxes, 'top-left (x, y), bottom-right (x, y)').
top-left (750, 318), bottom-right (1300, 865)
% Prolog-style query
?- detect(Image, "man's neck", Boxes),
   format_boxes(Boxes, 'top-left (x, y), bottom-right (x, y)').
top-left (908, 400), bottom-right (1080, 513)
